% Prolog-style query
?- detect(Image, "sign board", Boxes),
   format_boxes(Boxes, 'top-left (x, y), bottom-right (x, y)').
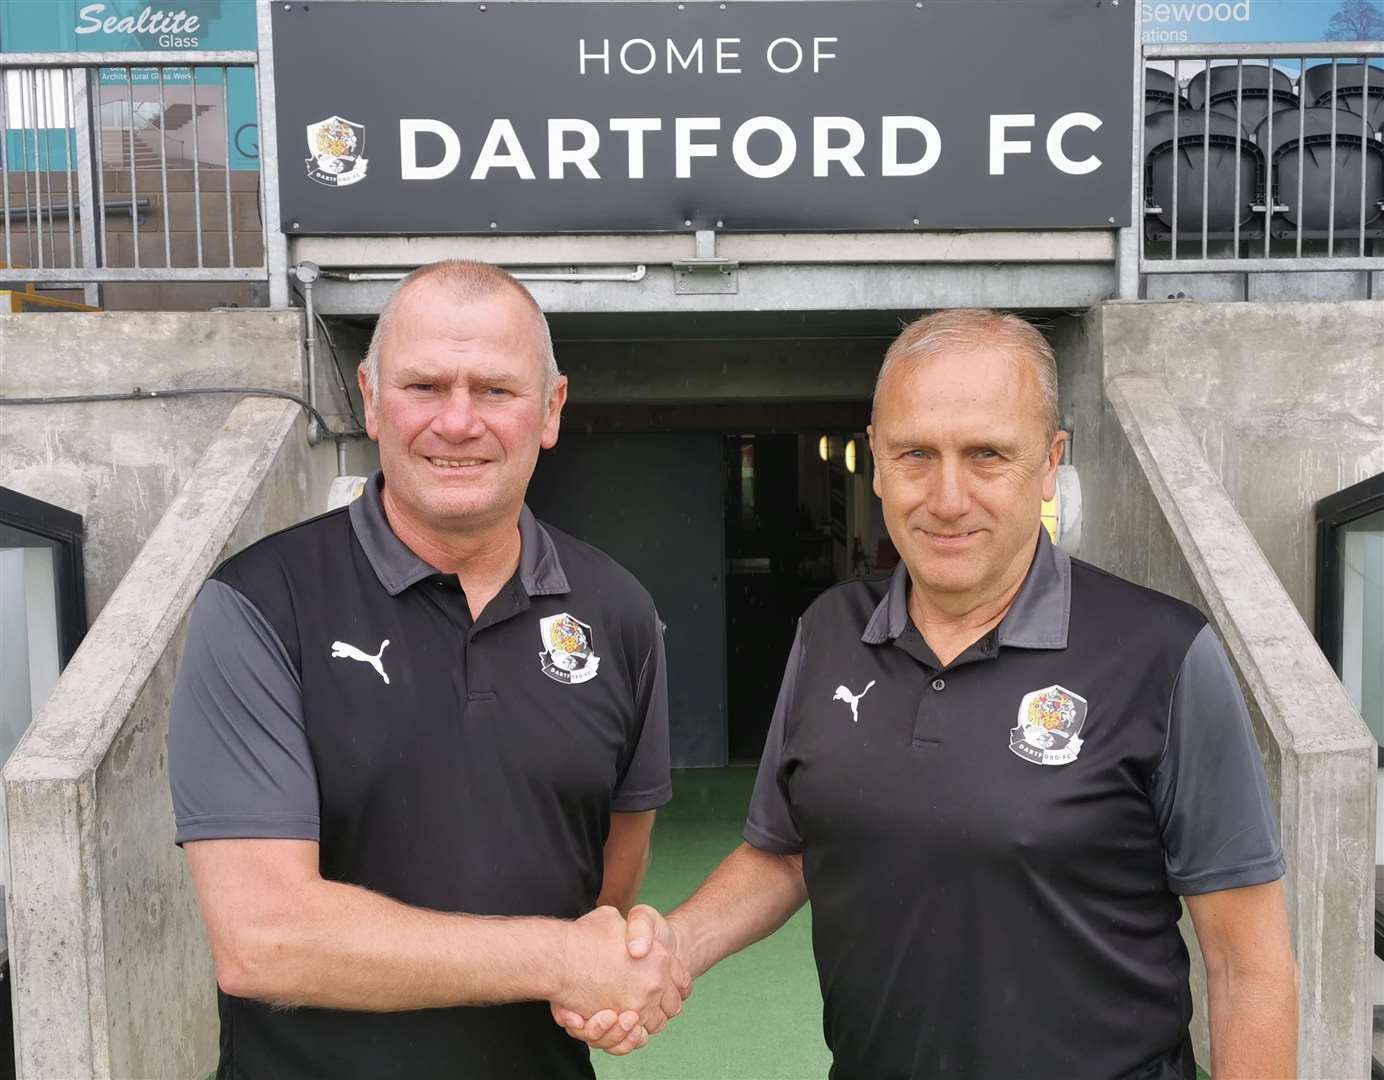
top-left (272, 0), bottom-right (1135, 235)
top-left (1143, 0), bottom-right (1384, 44)
top-left (0, 0), bottom-right (260, 170)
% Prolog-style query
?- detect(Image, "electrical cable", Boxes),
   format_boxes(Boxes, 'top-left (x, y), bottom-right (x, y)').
top-left (0, 386), bottom-right (368, 439)
top-left (314, 311), bottom-right (365, 430)
top-left (288, 276), bottom-right (366, 432)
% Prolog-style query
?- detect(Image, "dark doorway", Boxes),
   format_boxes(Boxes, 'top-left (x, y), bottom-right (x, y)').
top-left (527, 432), bottom-right (727, 767)
top-left (534, 404), bottom-right (875, 768)
top-left (725, 435), bottom-right (814, 762)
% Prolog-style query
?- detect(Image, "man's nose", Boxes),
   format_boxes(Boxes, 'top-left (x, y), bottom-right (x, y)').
top-left (431, 389), bottom-right (485, 441)
top-left (927, 458), bottom-right (970, 520)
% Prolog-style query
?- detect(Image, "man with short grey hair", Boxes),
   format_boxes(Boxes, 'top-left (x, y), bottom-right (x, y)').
top-left (559, 308), bottom-right (1298, 1079)
top-left (169, 260), bottom-right (687, 1079)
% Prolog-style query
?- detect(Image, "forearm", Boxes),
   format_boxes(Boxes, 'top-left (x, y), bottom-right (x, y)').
top-left (1205, 962), bottom-right (1298, 1078)
top-left (219, 876), bottom-right (568, 1011)
top-left (667, 842), bottom-right (807, 978)
top-left (597, 862), bottom-right (647, 916)
top-left (597, 811), bottom-right (655, 915)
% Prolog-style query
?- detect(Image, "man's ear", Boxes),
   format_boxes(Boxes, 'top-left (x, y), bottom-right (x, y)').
top-left (358, 364), bottom-right (380, 441)
top-left (541, 376), bottom-right (569, 450)
top-left (867, 425), bottom-right (883, 499)
top-left (1041, 430), bottom-right (1068, 502)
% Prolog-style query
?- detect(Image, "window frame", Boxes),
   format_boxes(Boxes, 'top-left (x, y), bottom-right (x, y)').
top-left (0, 486), bottom-right (87, 666)
top-left (1314, 470), bottom-right (1384, 766)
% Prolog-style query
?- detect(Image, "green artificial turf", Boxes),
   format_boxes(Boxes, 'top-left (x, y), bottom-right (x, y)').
top-left (594, 766), bottom-right (831, 1080)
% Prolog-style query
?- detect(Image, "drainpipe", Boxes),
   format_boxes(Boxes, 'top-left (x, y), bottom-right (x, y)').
top-left (294, 260), bottom-right (323, 445)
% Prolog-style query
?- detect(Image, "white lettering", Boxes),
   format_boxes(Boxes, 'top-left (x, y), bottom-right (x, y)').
top-left (766, 37), bottom-right (804, 74)
top-left (548, 119), bottom-right (601, 179)
top-left (882, 116), bottom-right (941, 176)
top-left (579, 38), bottom-right (610, 75)
top-left (609, 118), bottom-right (661, 179)
top-left (400, 119), bottom-right (460, 181)
top-left (675, 117), bottom-right (720, 178)
top-left (813, 116), bottom-right (864, 178)
top-left (1046, 112), bottom-right (1102, 175)
top-left (732, 116), bottom-right (796, 178)
top-left (469, 119), bottom-right (536, 180)
top-left (989, 114), bottom-right (1034, 175)
top-left (813, 37), bottom-right (838, 72)
top-left (666, 38), bottom-right (703, 74)
top-left (620, 38), bottom-right (657, 75)
top-left (74, 3), bottom-right (104, 33)
top-left (1145, 0), bottom-right (1250, 20)
top-left (716, 38), bottom-right (741, 74)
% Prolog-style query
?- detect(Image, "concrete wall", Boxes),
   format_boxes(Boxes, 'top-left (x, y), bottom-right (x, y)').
top-left (0, 309), bottom-right (372, 620)
top-left (1097, 300), bottom-right (1384, 624)
top-left (1, 397), bottom-right (346, 1080)
top-left (1061, 304), bottom-right (1377, 1079)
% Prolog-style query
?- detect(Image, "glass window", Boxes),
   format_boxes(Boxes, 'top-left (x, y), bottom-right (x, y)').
top-left (0, 490), bottom-right (85, 768)
top-left (1339, 508), bottom-right (1384, 745)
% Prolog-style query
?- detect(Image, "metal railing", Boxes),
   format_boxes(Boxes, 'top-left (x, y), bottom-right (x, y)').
top-left (0, 51), bottom-right (268, 294)
top-left (1139, 43), bottom-right (1384, 275)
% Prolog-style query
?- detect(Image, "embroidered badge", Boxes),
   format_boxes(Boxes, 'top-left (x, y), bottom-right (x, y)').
top-left (1009, 684), bottom-right (1088, 765)
top-left (538, 613), bottom-right (601, 685)
top-left (832, 681), bottom-right (875, 722)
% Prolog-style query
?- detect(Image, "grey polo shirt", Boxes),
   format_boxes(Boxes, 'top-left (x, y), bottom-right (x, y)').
top-left (746, 529), bottom-right (1284, 1080)
top-left (168, 472), bottom-right (671, 1080)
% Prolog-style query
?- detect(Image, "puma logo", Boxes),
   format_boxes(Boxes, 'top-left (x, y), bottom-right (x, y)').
top-left (331, 639), bottom-right (391, 685)
top-left (832, 681), bottom-right (876, 722)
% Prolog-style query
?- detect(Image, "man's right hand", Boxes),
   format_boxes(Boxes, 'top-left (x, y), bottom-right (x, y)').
top-left (551, 906), bottom-right (690, 1053)
top-left (551, 904), bottom-right (691, 1055)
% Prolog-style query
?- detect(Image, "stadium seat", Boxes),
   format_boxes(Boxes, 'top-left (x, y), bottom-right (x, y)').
top-left (1253, 106), bottom-right (1384, 236)
top-left (1145, 68), bottom-right (1188, 117)
top-left (1301, 61), bottom-right (1384, 135)
top-left (1144, 108), bottom-right (1265, 241)
top-left (1187, 63), bottom-right (1299, 133)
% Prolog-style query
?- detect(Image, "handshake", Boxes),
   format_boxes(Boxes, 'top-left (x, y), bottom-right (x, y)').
top-left (549, 903), bottom-right (692, 1057)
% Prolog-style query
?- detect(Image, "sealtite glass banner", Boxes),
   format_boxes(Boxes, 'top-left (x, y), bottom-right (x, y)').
top-left (0, 0), bottom-right (259, 171)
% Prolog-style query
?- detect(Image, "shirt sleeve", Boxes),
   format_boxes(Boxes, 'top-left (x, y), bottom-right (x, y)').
top-left (744, 620), bottom-right (806, 855)
top-left (168, 579), bottom-right (321, 844)
top-left (1151, 623), bottom-right (1286, 895)
top-left (611, 612), bottom-right (672, 812)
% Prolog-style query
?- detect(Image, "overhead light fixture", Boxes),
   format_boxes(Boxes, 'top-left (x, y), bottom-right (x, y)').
top-left (845, 439), bottom-right (858, 474)
top-left (818, 435), bottom-right (830, 462)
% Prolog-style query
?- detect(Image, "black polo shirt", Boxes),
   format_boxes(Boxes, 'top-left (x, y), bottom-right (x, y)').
top-left (169, 473), bottom-right (671, 1080)
top-left (746, 529), bottom-right (1284, 1080)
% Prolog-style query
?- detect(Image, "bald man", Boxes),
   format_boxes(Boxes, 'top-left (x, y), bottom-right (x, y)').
top-left (170, 261), bottom-right (687, 1080)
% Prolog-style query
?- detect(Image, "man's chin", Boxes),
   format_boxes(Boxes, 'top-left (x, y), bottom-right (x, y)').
top-left (905, 557), bottom-right (986, 597)
top-left (418, 491), bottom-right (512, 528)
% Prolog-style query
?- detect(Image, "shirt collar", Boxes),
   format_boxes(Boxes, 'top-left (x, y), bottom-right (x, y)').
top-left (348, 472), bottom-right (570, 598)
top-left (861, 527), bottom-right (1071, 650)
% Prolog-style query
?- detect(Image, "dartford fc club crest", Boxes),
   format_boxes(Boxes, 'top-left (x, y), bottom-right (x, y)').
top-left (538, 613), bottom-right (601, 685)
top-left (1009, 685), bottom-right (1088, 766)
top-left (305, 116), bottom-right (368, 187)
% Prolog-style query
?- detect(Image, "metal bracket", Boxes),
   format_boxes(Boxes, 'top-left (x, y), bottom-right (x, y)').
top-left (672, 229), bottom-right (739, 295)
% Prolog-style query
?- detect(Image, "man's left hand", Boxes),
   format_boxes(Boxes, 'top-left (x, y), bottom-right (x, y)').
top-left (551, 904), bottom-right (693, 1055)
